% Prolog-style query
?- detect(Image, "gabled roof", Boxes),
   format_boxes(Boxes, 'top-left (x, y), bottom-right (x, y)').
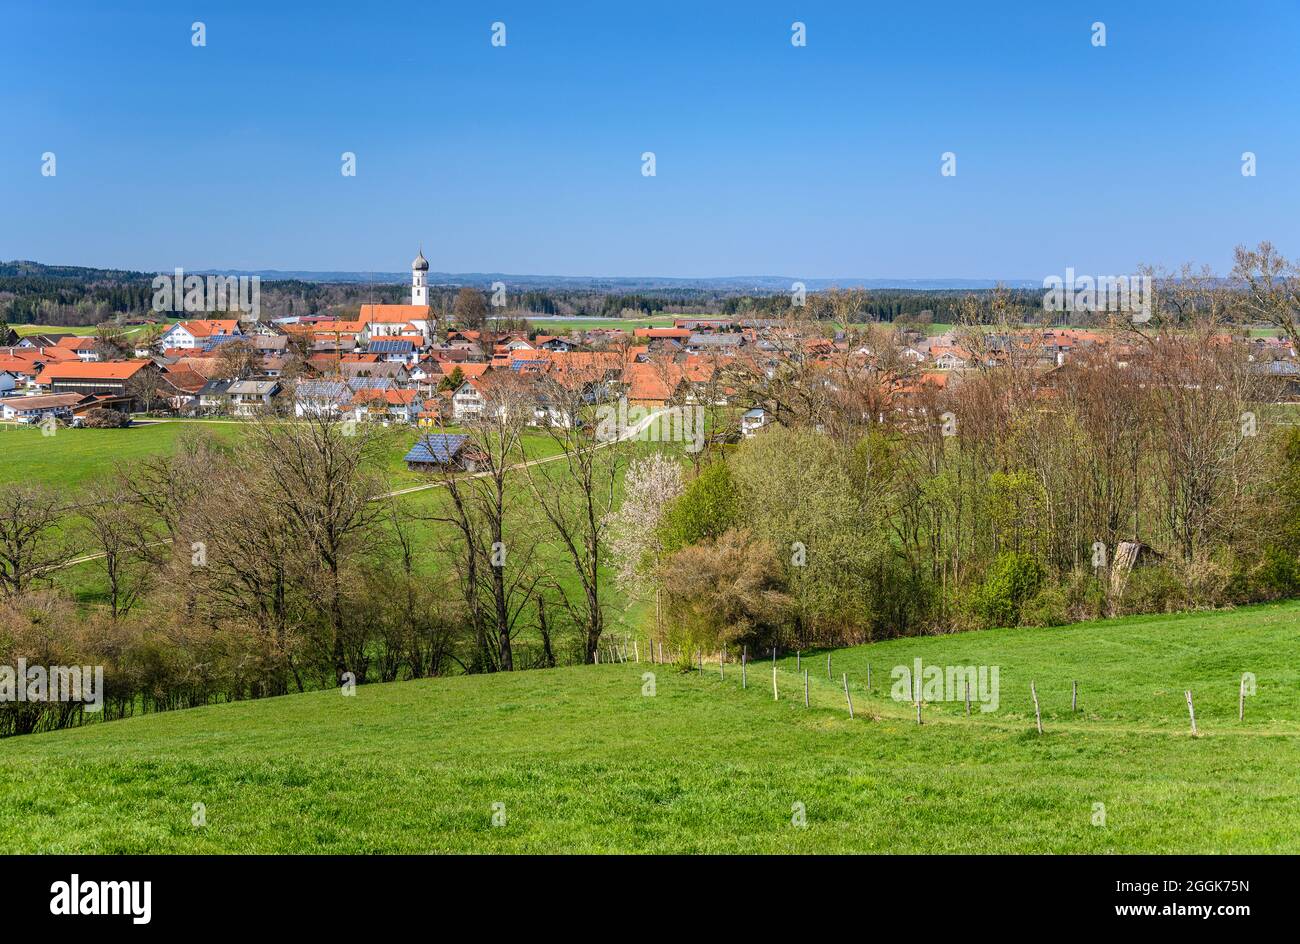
top-left (198, 379), bottom-right (233, 396)
top-left (295, 380), bottom-right (351, 401)
top-left (0, 393), bottom-right (89, 410)
top-left (167, 319), bottom-right (242, 338)
top-left (359, 304), bottom-right (430, 325)
top-left (404, 433), bottom-right (470, 465)
top-left (352, 388), bottom-right (420, 406)
top-left (54, 336), bottom-right (97, 350)
top-left (158, 368), bottom-right (208, 394)
top-left (38, 360), bottom-right (151, 381)
top-left (227, 379), bottom-right (280, 396)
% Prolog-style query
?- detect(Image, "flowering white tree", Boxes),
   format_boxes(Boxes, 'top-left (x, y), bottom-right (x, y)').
top-left (606, 454), bottom-right (684, 636)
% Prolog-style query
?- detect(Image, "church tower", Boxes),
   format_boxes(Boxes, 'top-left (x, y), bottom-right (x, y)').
top-left (411, 249), bottom-right (429, 306)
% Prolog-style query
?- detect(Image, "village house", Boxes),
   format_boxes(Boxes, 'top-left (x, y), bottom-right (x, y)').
top-left (36, 360), bottom-right (153, 410)
top-left (451, 377), bottom-right (487, 421)
top-left (157, 319), bottom-right (243, 351)
top-left (54, 336), bottom-right (100, 362)
top-left (293, 379), bottom-right (353, 417)
top-left (741, 407), bottom-right (771, 438)
top-left (350, 387), bottom-right (424, 425)
top-left (226, 379), bottom-right (282, 415)
top-left (0, 392), bottom-right (90, 424)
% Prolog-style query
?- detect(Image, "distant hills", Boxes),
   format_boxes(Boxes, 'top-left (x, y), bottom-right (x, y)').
top-left (198, 269), bottom-right (1043, 292)
top-left (1, 261), bottom-right (1039, 292)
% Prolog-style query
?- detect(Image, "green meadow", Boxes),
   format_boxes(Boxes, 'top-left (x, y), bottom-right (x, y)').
top-left (0, 601), bottom-right (1295, 853)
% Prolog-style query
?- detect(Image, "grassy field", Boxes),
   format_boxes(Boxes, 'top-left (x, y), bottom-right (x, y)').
top-left (0, 422), bottom-right (244, 489)
top-left (11, 319), bottom-right (181, 339)
top-left (0, 601), bottom-right (1296, 853)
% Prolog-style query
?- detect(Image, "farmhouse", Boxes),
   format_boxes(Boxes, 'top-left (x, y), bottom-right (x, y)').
top-left (36, 361), bottom-right (153, 409)
top-left (0, 392), bottom-right (90, 424)
top-left (294, 379), bottom-right (353, 417)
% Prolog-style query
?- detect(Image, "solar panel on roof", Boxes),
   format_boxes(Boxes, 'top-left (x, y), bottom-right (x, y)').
top-left (403, 434), bottom-right (469, 464)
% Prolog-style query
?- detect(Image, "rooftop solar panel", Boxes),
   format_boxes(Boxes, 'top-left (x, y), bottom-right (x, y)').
top-left (403, 433), bottom-right (469, 464)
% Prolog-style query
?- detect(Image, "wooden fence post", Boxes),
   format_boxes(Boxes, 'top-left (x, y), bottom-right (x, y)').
top-left (964, 679), bottom-right (970, 716)
top-left (867, 662), bottom-right (871, 690)
top-left (804, 669), bottom-right (809, 707)
top-left (1239, 675), bottom-right (1245, 722)
top-left (634, 641), bottom-right (639, 663)
top-left (916, 700), bottom-right (922, 725)
top-left (772, 661), bottom-right (778, 701)
top-left (742, 646), bottom-right (747, 689)
top-left (826, 653), bottom-right (832, 681)
top-left (1186, 690), bottom-right (1197, 735)
top-left (1072, 679), bottom-right (1078, 713)
top-left (719, 649), bottom-right (724, 680)
top-left (843, 673), bottom-right (854, 719)
top-left (796, 650), bottom-right (800, 672)
top-left (1031, 680), bottom-right (1042, 735)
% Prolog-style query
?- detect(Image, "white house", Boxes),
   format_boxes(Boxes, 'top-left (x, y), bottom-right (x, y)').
top-left (741, 407), bottom-right (770, 438)
top-left (293, 380), bottom-right (353, 418)
top-left (451, 379), bottom-right (486, 421)
top-left (0, 392), bottom-right (85, 424)
top-left (226, 379), bottom-right (281, 415)
top-left (157, 319), bottom-right (242, 351)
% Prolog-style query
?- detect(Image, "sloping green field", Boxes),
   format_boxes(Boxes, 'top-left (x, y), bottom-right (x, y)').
top-left (0, 602), bottom-right (1297, 853)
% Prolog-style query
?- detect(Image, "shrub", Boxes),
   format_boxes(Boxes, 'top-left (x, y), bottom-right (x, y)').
top-left (1254, 545), bottom-right (1300, 599)
top-left (970, 551), bottom-right (1045, 628)
top-left (658, 528), bottom-right (792, 654)
top-left (1118, 563), bottom-right (1186, 615)
top-left (1019, 586), bottom-right (1069, 627)
top-left (658, 461), bottom-right (739, 553)
top-left (80, 408), bottom-right (130, 429)
top-left (1063, 569), bottom-right (1107, 621)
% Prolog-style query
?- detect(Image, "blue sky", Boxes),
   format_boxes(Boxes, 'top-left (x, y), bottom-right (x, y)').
top-left (2, 0), bottom-right (1297, 279)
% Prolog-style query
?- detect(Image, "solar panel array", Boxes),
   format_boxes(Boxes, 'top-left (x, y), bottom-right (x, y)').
top-left (366, 339), bottom-right (415, 354)
top-left (403, 434), bottom-right (469, 465)
top-left (347, 377), bottom-right (393, 392)
top-left (200, 335), bottom-right (243, 351)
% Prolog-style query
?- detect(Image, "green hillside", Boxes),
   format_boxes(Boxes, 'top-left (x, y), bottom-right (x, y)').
top-left (1, 602), bottom-right (1297, 854)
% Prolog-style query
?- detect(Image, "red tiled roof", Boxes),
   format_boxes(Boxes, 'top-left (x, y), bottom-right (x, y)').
top-left (38, 360), bottom-right (151, 381)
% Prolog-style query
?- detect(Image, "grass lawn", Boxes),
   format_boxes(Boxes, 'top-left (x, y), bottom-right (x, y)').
top-left (0, 422), bottom-right (243, 489)
top-left (0, 601), bottom-right (1296, 853)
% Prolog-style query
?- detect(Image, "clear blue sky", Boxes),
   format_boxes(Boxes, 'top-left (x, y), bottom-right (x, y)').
top-left (2, 0), bottom-right (1297, 279)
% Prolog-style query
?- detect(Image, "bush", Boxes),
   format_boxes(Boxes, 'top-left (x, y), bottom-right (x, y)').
top-left (1063, 570), bottom-right (1107, 621)
top-left (658, 461), bottom-right (739, 553)
top-left (1118, 563), bottom-right (1186, 615)
top-left (658, 528), bottom-right (792, 654)
top-left (80, 408), bottom-right (130, 429)
top-left (1254, 545), bottom-right (1300, 599)
top-left (1019, 586), bottom-right (1069, 627)
top-left (970, 551), bottom-right (1045, 628)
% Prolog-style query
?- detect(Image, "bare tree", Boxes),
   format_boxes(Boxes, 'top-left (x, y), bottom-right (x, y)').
top-left (524, 372), bottom-right (626, 662)
top-left (243, 411), bottom-right (389, 681)
top-left (423, 373), bottom-right (541, 672)
top-left (1233, 241), bottom-right (1300, 348)
top-left (81, 482), bottom-right (155, 619)
top-left (0, 485), bottom-right (73, 596)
